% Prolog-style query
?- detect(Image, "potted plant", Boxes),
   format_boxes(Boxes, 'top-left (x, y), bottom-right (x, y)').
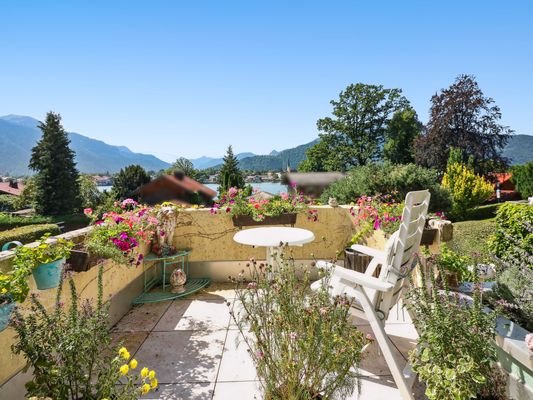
top-left (420, 212), bottom-right (447, 246)
top-left (230, 256), bottom-right (369, 399)
top-left (0, 265), bottom-right (30, 331)
top-left (151, 202), bottom-right (179, 256)
top-left (212, 187), bottom-right (316, 228)
top-left (13, 234), bottom-right (74, 290)
top-left (85, 199), bottom-right (158, 266)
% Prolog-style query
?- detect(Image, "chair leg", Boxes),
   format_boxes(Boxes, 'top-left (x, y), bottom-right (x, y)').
top-left (354, 287), bottom-right (415, 400)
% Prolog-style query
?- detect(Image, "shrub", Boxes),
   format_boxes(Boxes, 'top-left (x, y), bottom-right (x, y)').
top-left (488, 202), bottom-right (533, 259)
top-left (0, 224), bottom-right (61, 248)
top-left (230, 256), bottom-right (368, 399)
top-left (511, 162), bottom-right (533, 198)
top-left (407, 265), bottom-right (496, 400)
top-left (11, 265), bottom-right (158, 399)
top-left (321, 163), bottom-right (450, 211)
top-left (441, 163), bottom-right (493, 220)
top-left (0, 213), bottom-right (52, 231)
top-left (0, 195), bottom-right (18, 212)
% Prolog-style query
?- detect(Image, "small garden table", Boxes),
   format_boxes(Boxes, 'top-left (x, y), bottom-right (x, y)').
top-left (132, 249), bottom-right (210, 304)
top-left (233, 227), bottom-right (315, 266)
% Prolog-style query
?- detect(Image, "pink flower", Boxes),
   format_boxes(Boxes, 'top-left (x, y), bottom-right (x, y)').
top-left (526, 333), bottom-right (533, 352)
top-left (289, 332), bottom-right (298, 340)
top-left (280, 192), bottom-right (289, 201)
top-left (228, 187), bottom-right (238, 197)
top-left (83, 208), bottom-right (93, 216)
top-left (247, 282), bottom-right (258, 290)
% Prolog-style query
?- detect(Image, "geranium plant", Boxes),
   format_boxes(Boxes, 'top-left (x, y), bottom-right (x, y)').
top-left (211, 187), bottom-right (316, 222)
top-left (85, 199), bottom-right (158, 266)
top-left (349, 194), bottom-right (403, 244)
top-left (230, 254), bottom-right (369, 399)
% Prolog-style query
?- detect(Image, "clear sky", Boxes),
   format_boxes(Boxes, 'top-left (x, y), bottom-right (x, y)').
top-left (1, 1), bottom-right (532, 162)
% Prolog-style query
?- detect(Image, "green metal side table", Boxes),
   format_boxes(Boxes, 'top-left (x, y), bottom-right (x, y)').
top-left (132, 249), bottom-right (210, 304)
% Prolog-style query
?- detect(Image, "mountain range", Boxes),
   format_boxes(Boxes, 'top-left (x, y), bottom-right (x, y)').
top-left (0, 114), bottom-right (532, 176)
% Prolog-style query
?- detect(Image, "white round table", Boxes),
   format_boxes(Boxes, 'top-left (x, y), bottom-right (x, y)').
top-left (233, 227), bottom-right (315, 266)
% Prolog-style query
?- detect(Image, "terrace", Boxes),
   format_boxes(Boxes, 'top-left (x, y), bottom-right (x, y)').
top-left (0, 203), bottom-right (531, 399)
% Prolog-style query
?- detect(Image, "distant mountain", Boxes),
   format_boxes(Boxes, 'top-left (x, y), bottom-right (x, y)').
top-left (237, 140), bottom-right (319, 171)
top-left (0, 115), bottom-right (170, 175)
top-left (502, 134), bottom-right (533, 165)
top-left (191, 152), bottom-right (255, 169)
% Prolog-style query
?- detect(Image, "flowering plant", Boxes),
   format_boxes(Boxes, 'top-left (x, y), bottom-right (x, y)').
top-left (230, 254), bottom-right (368, 399)
top-left (349, 194), bottom-right (403, 244)
top-left (211, 187), bottom-right (316, 222)
top-left (10, 265), bottom-right (158, 400)
top-left (150, 202), bottom-right (181, 256)
top-left (85, 199), bottom-right (158, 266)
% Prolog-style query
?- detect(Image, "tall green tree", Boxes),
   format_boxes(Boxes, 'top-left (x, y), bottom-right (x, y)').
top-left (414, 74), bottom-right (512, 175)
top-left (167, 157), bottom-right (197, 179)
top-left (112, 165), bottom-right (151, 200)
top-left (383, 107), bottom-right (423, 164)
top-left (218, 145), bottom-right (244, 194)
top-left (302, 83), bottom-right (409, 172)
top-left (78, 175), bottom-right (102, 209)
top-left (29, 112), bottom-right (81, 215)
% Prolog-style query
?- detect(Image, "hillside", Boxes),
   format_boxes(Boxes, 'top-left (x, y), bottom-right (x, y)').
top-left (502, 134), bottom-right (533, 165)
top-left (237, 140), bottom-right (319, 171)
top-left (191, 152), bottom-right (255, 170)
top-left (0, 115), bottom-right (170, 175)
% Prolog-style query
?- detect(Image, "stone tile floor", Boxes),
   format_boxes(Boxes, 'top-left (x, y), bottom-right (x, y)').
top-left (111, 283), bottom-right (425, 400)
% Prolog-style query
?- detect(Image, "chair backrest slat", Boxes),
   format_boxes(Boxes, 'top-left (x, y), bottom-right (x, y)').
top-left (377, 190), bottom-right (430, 318)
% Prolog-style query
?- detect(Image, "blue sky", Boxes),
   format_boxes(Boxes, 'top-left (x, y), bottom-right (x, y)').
top-left (1, 1), bottom-right (532, 162)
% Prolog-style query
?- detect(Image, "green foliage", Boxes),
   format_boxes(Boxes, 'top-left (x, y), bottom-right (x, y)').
top-left (11, 265), bottom-right (158, 399)
top-left (407, 265), bottom-right (496, 400)
top-left (414, 74), bottom-right (511, 175)
top-left (449, 219), bottom-right (496, 260)
top-left (383, 107), bottom-right (423, 164)
top-left (303, 83), bottom-right (409, 171)
top-left (488, 202), bottom-right (533, 259)
top-left (112, 164), bottom-right (151, 201)
top-left (14, 234), bottom-right (73, 273)
top-left (0, 213), bottom-right (52, 231)
top-left (167, 157), bottom-right (198, 179)
top-left (231, 256), bottom-right (368, 399)
top-left (29, 112), bottom-right (81, 215)
top-left (0, 195), bottom-right (18, 212)
top-left (0, 224), bottom-right (61, 248)
top-left (14, 176), bottom-right (37, 210)
top-left (321, 163), bottom-right (450, 211)
top-left (0, 265), bottom-right (31, 303)
top-left (78, 175), bottom-right (102, 209)
top-left (218, 145), bottom-right (245, 194)
top-left (436, 244), bottom-right (473, 282)
top-left (511, 162), bottom-right (533, 198)
top-left (441, 159), bottom-right (493, 220)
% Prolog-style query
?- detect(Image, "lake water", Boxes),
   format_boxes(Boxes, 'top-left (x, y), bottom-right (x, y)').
top-left (97, 182), bottom-right (287, 195)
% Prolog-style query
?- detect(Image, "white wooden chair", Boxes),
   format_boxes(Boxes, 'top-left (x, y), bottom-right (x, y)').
top-left (311, 190), bottom-right (430, 400)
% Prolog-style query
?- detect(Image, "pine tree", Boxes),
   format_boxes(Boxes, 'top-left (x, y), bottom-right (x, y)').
top-left (29, 112), bottom-right (81, 215)
top-left (112, 165), bottom-right (151, 201)
top-left (218, 145), bottom-right (244, 194)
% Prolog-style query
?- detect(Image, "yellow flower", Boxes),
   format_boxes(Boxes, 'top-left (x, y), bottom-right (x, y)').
top-left (129, 358), bottom-right (138, 369)
top-left (118, 347), bottom-right (131, 360)
top-left (141, 367), bottom-right (149, 378)
top-left (150, 378), bottom-right (158, 389)
top-left (148, 370), bottom-right (156, 380)
top-left (141, 383), bottom-right (151, 394)
top-left (119, 364), bottom-right (129, 375)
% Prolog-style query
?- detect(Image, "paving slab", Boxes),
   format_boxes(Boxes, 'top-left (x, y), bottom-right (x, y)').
top-left (188, 283), bottom-right (236, 301)
top-left (217, 329), bottom-right (258, 382)
top-left (165, 299), bottom-right (230, 332)
top-left (112, 301), bottom-right (171, 332)
top-left (140, 382), bottom-right (214, 400)
top-left (134, 330), bottom-right (226, 384)
top-left (110, 331), bottom-right (149, 356)
top-left (212, 380), bottom-right (263, 399)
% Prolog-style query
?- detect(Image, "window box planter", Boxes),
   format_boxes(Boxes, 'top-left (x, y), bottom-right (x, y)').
top-left (66, 249), bottom-right (100, 273)
top-left (232, 213), bottom-right (297, 228)
top-left (0, 300), bottom-right (15, 332)
top-left (32, 257), bottom-right (65, 290)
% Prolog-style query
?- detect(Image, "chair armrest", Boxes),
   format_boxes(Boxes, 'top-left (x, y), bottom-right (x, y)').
top-left (350, 244), bottom-right (385, 260)
top-left (334, 266), bottom-right (394, 292)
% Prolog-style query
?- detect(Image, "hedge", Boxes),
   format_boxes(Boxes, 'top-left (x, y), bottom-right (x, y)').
top-left (0, 213), bottom-right (52, 231)
top-left (0, 224), bottom-right (61, 249)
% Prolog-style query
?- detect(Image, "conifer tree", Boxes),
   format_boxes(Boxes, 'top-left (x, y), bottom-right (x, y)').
top-left (29, 112), bottom-right (81, 215)
top-left (218, 145), bottom-right (244, 194)
top-left (112, 165), bottom-right (151, 201)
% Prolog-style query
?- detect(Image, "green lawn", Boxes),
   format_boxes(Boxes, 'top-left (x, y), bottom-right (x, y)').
top-left (448, 218), bottom-right (496, 259)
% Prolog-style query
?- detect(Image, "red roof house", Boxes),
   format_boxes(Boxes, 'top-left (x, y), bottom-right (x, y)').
top-left (0, 181), bottom-right (24, 196)
top-left (135, 171), bottom-right (216, 206)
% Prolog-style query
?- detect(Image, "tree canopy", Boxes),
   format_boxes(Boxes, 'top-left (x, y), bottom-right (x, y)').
top-left (301, 83), bottom-right (409, 172)
top-left (167, 157), bottom-right (197, 179)
top-left (383, 107), bottom-right (423, 164)
top-left (29, 112), bottom-right (81, 215)
top-left (112, 165), bottom-right (151, 200)
top-left (218, 145), bottom-right (244, 194)
top-left (414, 74), bottom-right (511, 175)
